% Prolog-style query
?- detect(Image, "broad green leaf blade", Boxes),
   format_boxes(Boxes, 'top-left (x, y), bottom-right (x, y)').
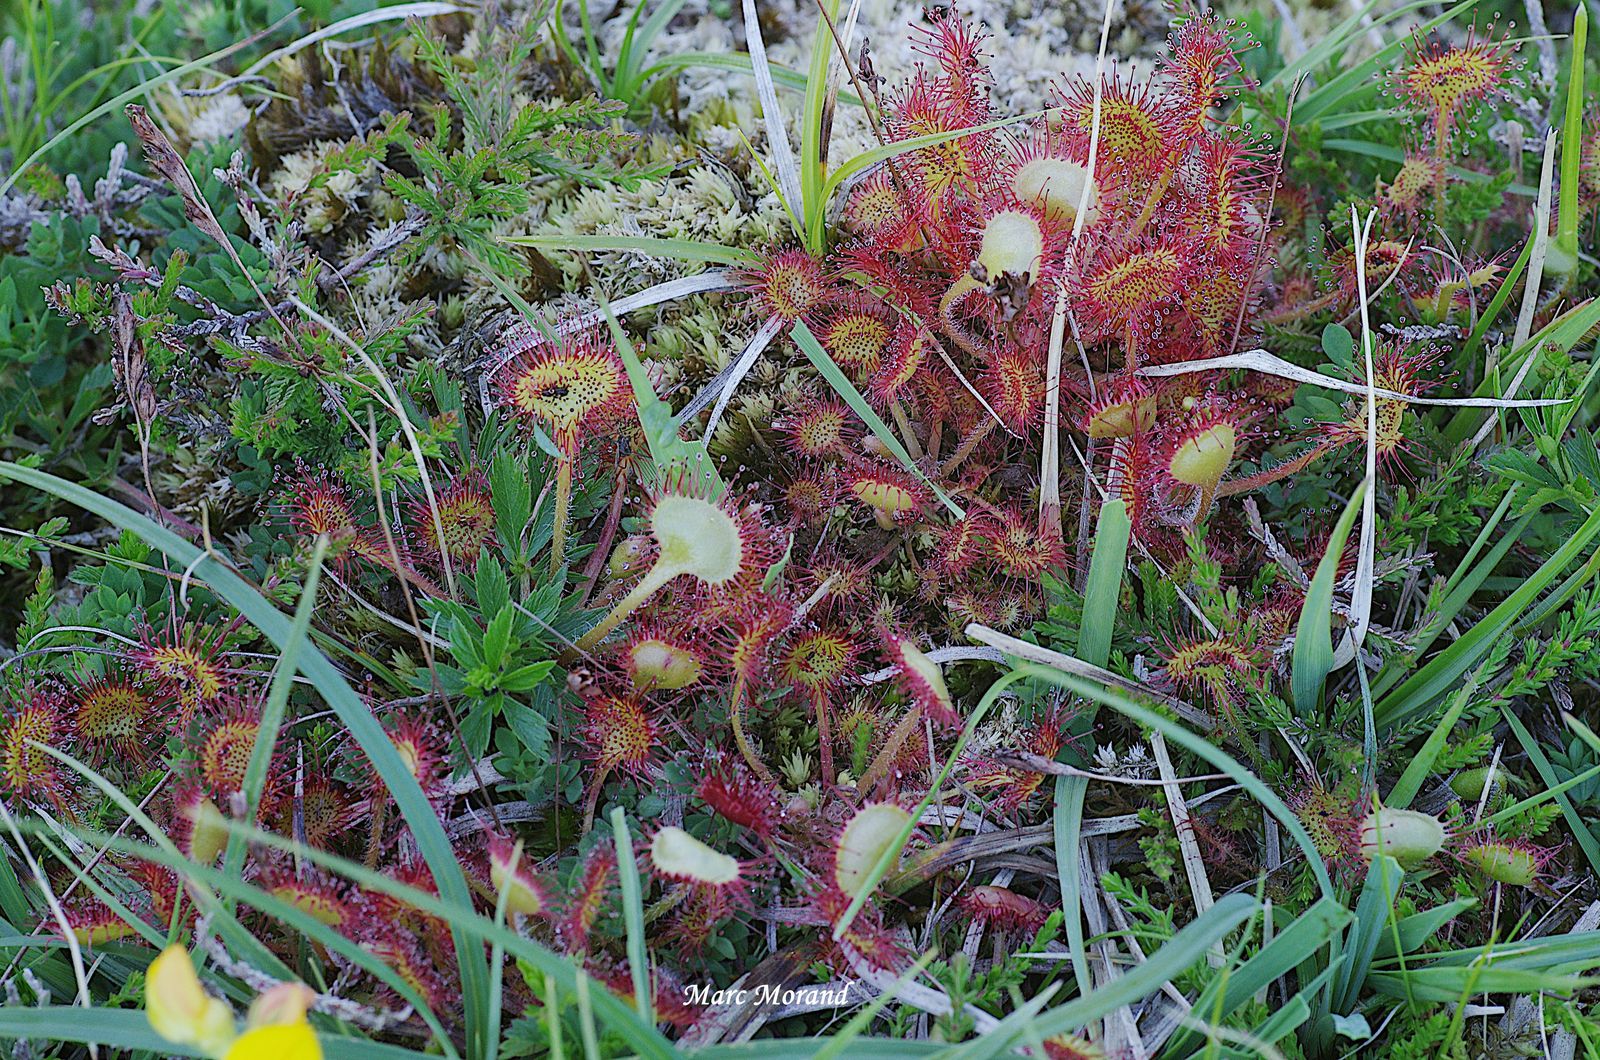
top-left (1076, 499), bottom-right (1130, 669)
top-left (0, 1007), bottom-right (441, 1059)
top-left (1164, 898), bottom-right (1350, 1059)
top-left (1052, 775), bottom-right (1092, 998)
top-left (1334, 856), bottom-right (1403, 1013)
top-left (1292, 480), bottom-right (1366, 714)
top-left (1373, 899), bottom-right (1478, 960)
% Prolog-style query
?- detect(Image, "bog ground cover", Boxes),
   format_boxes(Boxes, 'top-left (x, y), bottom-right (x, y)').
top-left (2, 0), bottom-right (1600, 1056)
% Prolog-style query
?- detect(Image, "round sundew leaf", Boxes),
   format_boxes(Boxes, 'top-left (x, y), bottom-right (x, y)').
top-left (489, 844), bottom-right (548, 917)
top-left (651, 826), bottom-right (741, 886)
top-left (1462, 842), bottom-right (1540, 886)
top-left (1012, 157), bottom-right (1098, 225)
top-left (651, 494), bottom-right (743, 584)
top-left (834, 803), bottom-right (913, 900)
top-left (628, 639), bottom-right (704, 691)
top-left (897, 639), bottom-right (955, 717)
top-left (1168, 423), bottom-right (1237, 487)
top-left (975, 209), bottom-right (1045, 281)
top-left (1359, 807), bottom-right (1446, 869)
top-left (186, 796), bottom-right (230, 866)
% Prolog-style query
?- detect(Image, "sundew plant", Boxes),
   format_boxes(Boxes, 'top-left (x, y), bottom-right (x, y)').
top-left (2, 0), bottom-right (1600, 1057)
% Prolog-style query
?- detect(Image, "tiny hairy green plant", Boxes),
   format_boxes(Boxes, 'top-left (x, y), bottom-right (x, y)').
top-left (387, 16), bottom-right (670, 279)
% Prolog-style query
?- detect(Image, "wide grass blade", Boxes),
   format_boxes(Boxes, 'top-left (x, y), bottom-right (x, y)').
top-left (1162, 897), bottom-right (1350, 1059)
top-left (1291, 480), bottom-right (1365, 714)
top-left (1076, 500), bottom-right (1130, 669)
top-left (1333, 857), bottom-right (1403, 1013)
top-left (1052, 775), bottom-right (1091, 998)
top-left (962, 893), bottom-right (1260, 1052)
top-left (0, 1006), bottom-right (436, 1059)
top-left (1373, 899), bottom-right (1477, 960)
top-left (1552, 2), bottom-right (1587, 268)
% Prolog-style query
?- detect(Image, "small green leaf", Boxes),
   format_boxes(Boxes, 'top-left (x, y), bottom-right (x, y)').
top-left (475, 552), bottom-right (512, 619)
top-left (482, 607), bottom-right (516, 668)
top-left (1322, 322), bottom-right (1355, 367)
top-left (490, 449), bottom-right (533, 551)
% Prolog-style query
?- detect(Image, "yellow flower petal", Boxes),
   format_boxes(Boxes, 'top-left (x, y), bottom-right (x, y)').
top-left (246, 982), bottom-right (315, 1030)
top-left (224, 1022), bottom-right (322, 1060)
top-left (146, 946), bottom-right (236, 1055)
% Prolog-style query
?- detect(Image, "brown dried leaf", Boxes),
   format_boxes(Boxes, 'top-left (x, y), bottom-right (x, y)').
top-left (125, 104), bottom-right (228, 246)
top-left (111, 291), bottom-right (158, 430)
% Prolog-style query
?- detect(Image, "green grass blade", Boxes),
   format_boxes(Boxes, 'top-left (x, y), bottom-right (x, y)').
top-left (1373, 899), bottom-right (1477, 960)
top-left (597, 294), bottom-right (725, 494)
top-left (977, 894), bottom-right (1260, 1051)
top-left (812, 951), bottom-right (941, 1060)
top-left (1291, 0), bottom-right (1480, 122)
top-left (1500, 707), bottom-right (1600, 877)
top-left (1334, 857), bottom-right (1403, 1013)
top-left (812, 112), bottom-right (1039, 250)
top-left (609, 808), bottom-right (652, 1024)
top-left (1052, 775), bottom-right (1092, 998)
top-left (1376, 502), bottom-right (1600, 727)
top-left (636, 52), bottom-right (862, 104)
top-left (1552, 2), bottom-right (1587, 267)
top-left (1385, 673), bottom-right (1479, 808)
top-left (0, 22), bottom-right (278, 197)
top-left (799, 0), bottom-right (841, 249)
top-left (1366, 966), bottom-right (1595, 1003)
top-left (612, 0), bottom-right (690, 99)
top-left (1373, 514), bottom-right (1531, 697)
top-left (1076, 500), bottom-right (1130, 669)
top-left (223, 536), bottom-right (327, 886)
top-left (1164, 898), bottom-right (1350, 1059)
top-left (791, 320), bottom-right (963, 517)
top-left (1292, 480), bottom-right (1366, 714)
